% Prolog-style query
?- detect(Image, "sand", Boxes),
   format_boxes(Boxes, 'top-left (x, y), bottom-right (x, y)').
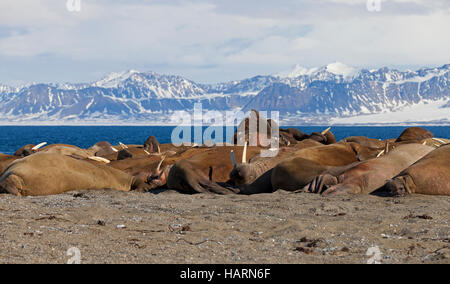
top-left (0, 189), bottom-right (448, 264)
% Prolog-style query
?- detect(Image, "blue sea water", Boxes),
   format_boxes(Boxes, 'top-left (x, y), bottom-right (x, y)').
top-left (0, 126), bottom-right (449, 155)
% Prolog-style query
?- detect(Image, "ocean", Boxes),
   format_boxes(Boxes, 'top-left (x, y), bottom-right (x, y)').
top-left (0, 126), bottom-right (449, 155)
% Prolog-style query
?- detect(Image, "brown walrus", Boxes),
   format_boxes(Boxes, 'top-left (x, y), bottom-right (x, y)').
top-left (395, 127), bottom-right (433, 143)
top-left (384, 144), bottom-right (450, 196)
top-left (39, 144), bottom-right (94, 159)
top-left (167, 145), bottom-right (262, 194)
top-left (0, 153), bottom-right (150, 196)
top-left (307, 143), bottom-right (434, 196)
top-left (339, 136), bottom-right (386, 149)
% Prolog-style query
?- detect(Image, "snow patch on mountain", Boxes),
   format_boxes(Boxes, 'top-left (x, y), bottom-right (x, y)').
top-left (331, 99), bottom-right (450, 125)
top-left (325, 62), bottom-right (359, 79)
top-left (93, 70), bottom-right (140, 88)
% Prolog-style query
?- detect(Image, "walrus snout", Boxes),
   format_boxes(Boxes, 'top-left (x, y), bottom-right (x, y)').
top-left (384, 178), bottom-right (408, 197)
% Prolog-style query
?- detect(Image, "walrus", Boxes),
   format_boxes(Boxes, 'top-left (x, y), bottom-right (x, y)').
top-left (229, 139), bottom-right (322, 189)
top-left (395, 127), bottom-right (434, 143)
top-left (384, 144), bottom-right (450, 196)
top-left (144, 136), bottom-right (161, 153)
top-left (0, 153), bottom-right (150, 196)
top-left (39, 144), bottom-right (95, 159)
top-left (167, 159), bottom-right (239, 195)
top-left (14, 142), bottom-right (47, 157)
top-left (339, 136), bottom-right (386, 149)
top-left (166, 145), bottom-right (263, 194)
top-left (306, 143), bottom-right (435, 196)
top-left (89, 141), bottom-right (118, 157)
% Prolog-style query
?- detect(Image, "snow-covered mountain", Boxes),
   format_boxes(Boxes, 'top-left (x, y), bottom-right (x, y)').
top-left (0, 63), bottom-right (448, 125)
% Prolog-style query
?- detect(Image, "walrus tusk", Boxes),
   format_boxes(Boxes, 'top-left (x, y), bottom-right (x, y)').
top-left (32, 142), bottom-right (47, 151)
top-left (111, 146), bottom-right (119, 152)
top-left (157, 145), bottom-right (161, 154)
top-left (119, 142), bottom-right (128, 149)
top-left (88, 156), bottom-right (110, 164)
top-left (242, 142), bottom-right (248, 164)
top-left (144, 150), bottom-right (150, 155)
top-left (376, 149), bottom-right (385, 158)
top-left (156, 156), bottom-right (166, 173)
top-left (321, 127), bottom-right (331, 135)
top-left (385, 141), bottom-right (390, 154)
top-left (230, 150), bottom-right (237, 167)
top-left (432, 138), bottom-right (445, 144)
top-left (422, 141), bottom-right (427, 145)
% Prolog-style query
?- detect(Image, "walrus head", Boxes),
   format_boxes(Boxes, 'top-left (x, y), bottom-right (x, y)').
top-left (384, 177), bottom-right (411, 197)
top-left (144, 136), bottom-right (161, 153)
top-left (14, 142), bottom-right (47, 157)
top-left (117, 149), bottom-right (133, 160)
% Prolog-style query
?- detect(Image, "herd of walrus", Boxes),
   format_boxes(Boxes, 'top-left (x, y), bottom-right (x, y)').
top-left (0, 110), bottom-right (449, 197)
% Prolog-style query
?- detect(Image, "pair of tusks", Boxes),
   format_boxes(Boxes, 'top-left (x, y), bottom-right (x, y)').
top-left (230, 141), bottom-right (248, 167)
top-left (32, 142), bottom-right (47, 151)
top-left (377, 141), bottom-right (390, 158)
top-left (119, 142), bottom-right (128, 149)
top-left (143, 145), bottom-right (160, 155)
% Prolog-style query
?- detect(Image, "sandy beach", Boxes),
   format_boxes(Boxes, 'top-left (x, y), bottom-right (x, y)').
top-left (0, 189), bottom-right (448, 264)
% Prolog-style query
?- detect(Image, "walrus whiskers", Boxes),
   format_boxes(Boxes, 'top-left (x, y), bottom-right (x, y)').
top-left (32, 142), bottom-right (47, 151)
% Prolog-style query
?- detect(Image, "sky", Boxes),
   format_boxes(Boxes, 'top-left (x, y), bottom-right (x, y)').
top-left (0, 0), bottom-right (449, 86)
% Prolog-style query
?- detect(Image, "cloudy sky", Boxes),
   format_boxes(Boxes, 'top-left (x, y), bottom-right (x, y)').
top-left (0, 0), bottom-right (449, 85)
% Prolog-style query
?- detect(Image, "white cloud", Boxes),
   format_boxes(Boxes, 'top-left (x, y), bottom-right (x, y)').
top-left (0, 0), bottom-right (448, 84)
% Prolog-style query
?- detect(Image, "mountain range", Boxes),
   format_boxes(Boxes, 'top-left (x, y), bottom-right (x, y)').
top-left (0, 62), bottom-right (448, 125)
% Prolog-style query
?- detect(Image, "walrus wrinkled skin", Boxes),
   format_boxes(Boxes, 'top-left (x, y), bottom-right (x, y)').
top-left (384, 144), bottom-right (450, 196)
top-left (395, 127), bottom-right (434, 143)
top-left (167, 146), bottom-right (262, 194)
top-left (307, 144), bottom-right (435, 196)
top-left (0, 153), bottom-right (149, 196)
